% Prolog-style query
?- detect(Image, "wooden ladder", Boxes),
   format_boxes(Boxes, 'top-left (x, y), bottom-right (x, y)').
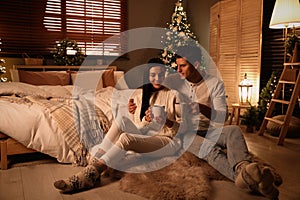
top-left (258, 62), bottom-right (300, 145)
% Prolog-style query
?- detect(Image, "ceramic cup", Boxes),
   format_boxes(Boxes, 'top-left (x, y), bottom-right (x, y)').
top-left (151, 105), bottom-right (165, 123)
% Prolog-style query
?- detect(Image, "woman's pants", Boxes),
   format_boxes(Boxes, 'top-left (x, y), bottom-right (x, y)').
top-left (92, 117), bottom-right (181, 171)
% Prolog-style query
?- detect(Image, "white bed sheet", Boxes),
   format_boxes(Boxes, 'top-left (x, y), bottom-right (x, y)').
top-left (0, 99), bottom-right (74, 163)
top-left (0, 85), bottom-right (122, 164)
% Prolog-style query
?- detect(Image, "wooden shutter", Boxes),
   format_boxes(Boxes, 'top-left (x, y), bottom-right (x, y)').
top-left (210, 0), bottom-right (262, 106)
top-left (209, 3), bottom-right (219, 68)
top-left (210, 0), bottom-right (239, 106)
top-left (239, 0), bottom-right (262, 105)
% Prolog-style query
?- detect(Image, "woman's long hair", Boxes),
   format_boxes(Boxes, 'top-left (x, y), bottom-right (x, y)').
top-left (140, 58), bottom-right (166, 121)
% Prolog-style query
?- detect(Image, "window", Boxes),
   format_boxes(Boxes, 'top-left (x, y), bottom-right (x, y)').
top-left (0, 0), bottom-right (127, 57)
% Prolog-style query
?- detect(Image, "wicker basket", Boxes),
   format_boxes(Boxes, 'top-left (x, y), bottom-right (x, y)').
top-left (23, 53), bottom-right (43, 65)
top-left (24, 58), bottom-right (43, 65)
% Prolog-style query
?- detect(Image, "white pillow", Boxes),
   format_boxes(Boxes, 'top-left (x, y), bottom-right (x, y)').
top-left (71, 71), bottom-right (104, 91)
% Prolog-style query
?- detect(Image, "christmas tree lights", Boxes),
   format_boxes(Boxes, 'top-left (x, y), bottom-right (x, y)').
top-left (160, 0), bottom-right (199, 72)
top-left (0, 59), bottom-right (7, 82)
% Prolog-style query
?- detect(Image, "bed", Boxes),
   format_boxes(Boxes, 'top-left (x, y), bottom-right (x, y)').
top-left (0, 65), bottom-right (130, 169)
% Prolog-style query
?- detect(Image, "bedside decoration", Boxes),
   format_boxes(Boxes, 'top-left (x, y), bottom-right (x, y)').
top-left (241, 104), bottom-right (259, 133)
top-left (22, 53), bottom-right (43, 66)
top-left (0, 59), bottom-right (7, 82)
top-left (238, 73), bottom-right (253, 104)
top-left (53, 38), bottom-right (85, 66)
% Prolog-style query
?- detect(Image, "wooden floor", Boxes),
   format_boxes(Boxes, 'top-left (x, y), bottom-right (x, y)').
top-left (1, 126), bottom-right (300, 200)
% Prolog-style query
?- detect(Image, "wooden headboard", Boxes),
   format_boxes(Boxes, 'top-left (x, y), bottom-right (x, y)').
top-left (13, 65), bottom-right (117, 71)
top-left (10, 65), bottom-right (128, 89)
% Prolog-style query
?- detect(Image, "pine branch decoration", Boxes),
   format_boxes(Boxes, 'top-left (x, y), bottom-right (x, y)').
top-left (53, 38), bottom-right (85, 66)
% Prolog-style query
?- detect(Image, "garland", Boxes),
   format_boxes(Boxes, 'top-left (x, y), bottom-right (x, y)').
top-left (0, 59), bottom-right (7, 82)
top-left (285, 27), bottom-right (299, 57)
top-left (53, 38), bottom-right (85, 66)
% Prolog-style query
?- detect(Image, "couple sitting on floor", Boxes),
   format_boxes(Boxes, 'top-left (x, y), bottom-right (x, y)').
top-left (54, 45), bottom-right (280, 200)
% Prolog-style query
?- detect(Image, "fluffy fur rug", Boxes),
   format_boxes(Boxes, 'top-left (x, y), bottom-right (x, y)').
top-left (119, 152), bottom-right (227, 200)
top-left (117, 152), bottom-right (282, 200)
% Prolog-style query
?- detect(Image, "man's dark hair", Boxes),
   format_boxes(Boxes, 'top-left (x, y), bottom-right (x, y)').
top-left (175, 45), bottom-right (202, 64)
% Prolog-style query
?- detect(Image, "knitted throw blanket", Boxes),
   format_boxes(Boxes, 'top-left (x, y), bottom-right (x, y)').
top-left (72, 95), bottom-right (111, 151)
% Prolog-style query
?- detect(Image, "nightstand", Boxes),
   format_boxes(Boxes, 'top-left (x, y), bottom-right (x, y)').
top-left (228, 103), bottom-right (250, 125)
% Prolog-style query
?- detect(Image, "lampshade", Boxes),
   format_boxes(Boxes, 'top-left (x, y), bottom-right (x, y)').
top-left (269, 0), bottom-right (300, 29)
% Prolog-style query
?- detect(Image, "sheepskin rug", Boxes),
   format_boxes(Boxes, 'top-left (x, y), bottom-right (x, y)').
top-left (118, 152), bottom-right (282, 200)
top-left (119, 152), bottom-right (228, 200)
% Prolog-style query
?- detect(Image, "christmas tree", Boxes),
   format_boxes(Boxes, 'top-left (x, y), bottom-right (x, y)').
top-left (255, 69), bottom-right (300, 130)
top-left (160, 0), bottom-right (199, 72)
top-left (256, 71), bottom-right (281, 128)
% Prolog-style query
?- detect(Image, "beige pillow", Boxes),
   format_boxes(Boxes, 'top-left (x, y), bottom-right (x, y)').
top-left (18, 70), bottom-right (70, 85)
top-left (71, 69), bottom-right (116, 90)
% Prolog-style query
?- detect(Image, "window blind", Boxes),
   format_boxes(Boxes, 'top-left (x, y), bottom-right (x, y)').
top-left (0, 0), bottom-right (127, 57)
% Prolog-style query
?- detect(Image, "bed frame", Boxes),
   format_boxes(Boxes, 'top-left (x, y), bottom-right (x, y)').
top-left (0, 132), bottom-right (36, 170)
top-left (0, 65), bottom-right (120, 169)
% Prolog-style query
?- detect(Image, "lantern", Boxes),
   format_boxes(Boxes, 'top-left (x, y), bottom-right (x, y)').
top-left (238, 73), bottom-right (253, 104)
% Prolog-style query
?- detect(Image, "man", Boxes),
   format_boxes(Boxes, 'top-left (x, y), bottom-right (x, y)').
top-left (163, 45), bottom-right (280, 200)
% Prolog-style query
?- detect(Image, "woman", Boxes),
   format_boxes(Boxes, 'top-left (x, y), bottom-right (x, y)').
top-left (54, 58), bottom-right (183, 192)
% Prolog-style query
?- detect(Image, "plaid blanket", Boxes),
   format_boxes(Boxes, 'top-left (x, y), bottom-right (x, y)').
top-left (3, 95), bottom-right (111, 166)
top-left (72, 95), bottom-right (111, 151)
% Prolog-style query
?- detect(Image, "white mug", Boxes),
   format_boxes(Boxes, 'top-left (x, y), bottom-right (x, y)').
top-left (151, 105), bottom-right (165, 123)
